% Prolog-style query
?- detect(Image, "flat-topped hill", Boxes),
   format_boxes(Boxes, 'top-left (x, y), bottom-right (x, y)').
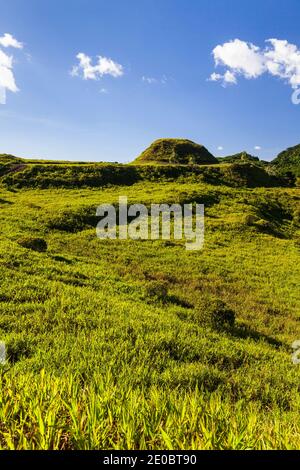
top-left (134, 138), bottom-right (218, 165)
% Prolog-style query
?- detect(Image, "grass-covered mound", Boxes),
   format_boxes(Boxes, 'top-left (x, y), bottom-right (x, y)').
top-left (271, 144), bottom-right (300, 177)
top-left (217, 151), bottom-right (261, 164)
top-left (0, 154), bottom-right (25, 177)
top-left (134, 138), bottom-right (218, 165)
top-left (0, 154), bottom-right (23, 165)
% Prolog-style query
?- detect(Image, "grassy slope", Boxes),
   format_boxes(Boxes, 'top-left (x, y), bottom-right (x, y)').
top-left (0, 177), bottom-right (300, 449)
top-left (271, 144), bottom-right (300, 176)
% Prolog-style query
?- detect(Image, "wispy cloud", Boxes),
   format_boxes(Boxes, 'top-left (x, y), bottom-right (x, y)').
top-left (209, 38), bottom-right (300, 89)
top-left (0, 33), bottom-right (23, 104)
top-left (142, 75), bottom-right (168, 85)
top-left (254, 146), bottom-right (261, 150)
top-left (71, 52), bottom-right (124, 80)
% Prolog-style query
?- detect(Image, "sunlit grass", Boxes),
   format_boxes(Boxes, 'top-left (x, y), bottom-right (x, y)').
top-left (0, 180), bottom-right (299, 449)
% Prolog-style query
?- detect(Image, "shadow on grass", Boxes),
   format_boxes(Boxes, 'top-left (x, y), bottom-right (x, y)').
top-left (0, 198), bottom-right (13, 205)
top-left (167, 295), bottom-right (193, 309)
top-left (50, 255), bottom-right (74, 265)
top-left (229, 322), bottom-right (283, 348)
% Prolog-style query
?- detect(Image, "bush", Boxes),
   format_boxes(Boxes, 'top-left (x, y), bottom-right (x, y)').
top-left (17, 237), bottom-right (47, 252)
top-left (46, 207), bottom-right (98, 232)
top-left (243, 214), bottom-right (259, 226)
top-left (6, 336), bottom-right (33, 363)
top-left (145, 280), bottom-right (168, 302)
top-left (194, 298), bottom-right (236, 331)
top-left (255, 219), bottom-right (278, 236)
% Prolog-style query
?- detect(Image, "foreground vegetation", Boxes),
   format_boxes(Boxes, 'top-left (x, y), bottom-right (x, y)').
top-left (0, 164), bottom-right (299, 449)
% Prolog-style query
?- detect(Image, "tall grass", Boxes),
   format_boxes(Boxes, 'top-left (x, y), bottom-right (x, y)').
top-left (1, 369), bottom-right (300, 450)
top-left (0, 179), bottom-right (299, 449)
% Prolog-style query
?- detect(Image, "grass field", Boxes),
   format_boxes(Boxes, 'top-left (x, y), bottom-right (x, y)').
top-left (0, 170), bottom-right (300, 449)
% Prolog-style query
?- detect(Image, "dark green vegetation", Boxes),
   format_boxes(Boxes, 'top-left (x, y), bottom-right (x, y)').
top-left (0, 159), bottom-right (287, 189)
top-left (217, 151), bottom-right (261, 164)
top-left (134, 138), bottom-right (218, 164)
top-left (271, 144), bottom-right (300, 177)
top-left (0, 141), bottom-right (299, 449)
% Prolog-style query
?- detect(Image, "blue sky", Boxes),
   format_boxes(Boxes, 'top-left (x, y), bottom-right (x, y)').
top-left (0, 0), bottom-right (300, 162)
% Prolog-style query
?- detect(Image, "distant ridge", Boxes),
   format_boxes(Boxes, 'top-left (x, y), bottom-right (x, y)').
top-left (217, 151), bottom-right (260, 164)
top-left (134, 138), bottom-right (218, 165)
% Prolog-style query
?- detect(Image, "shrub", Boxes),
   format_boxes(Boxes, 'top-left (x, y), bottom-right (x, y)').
top-left (255, 219), bottom-right (277, 235)
top-left (145, 280), bottom-right (168, 302)
top-left (243, 214), bottom-right (259, 226)
top-left (194, 298), bottom-right (236, 331)
top-left (6, 336), bottom-right (33, 363)
top-left (45, 207), bottom-right (97, 232)
top-left (17, 237), bottom-right (47, 252)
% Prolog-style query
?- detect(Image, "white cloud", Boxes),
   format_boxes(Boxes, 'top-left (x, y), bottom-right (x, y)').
top-left (217, 146), bottom-right (224, 151)
top-left (210, 37), bottom-right (300, 89)
top-left (0, 33), bottom-right (23, 104)
top-left (0, 33), bottom-right (23, 49)
top-left (100, 88), bottom-right (108, 94)
top-left (209, 70), bottom-right (237, 86)
top-left (209, 72), bottom-right (223, 82)
top-left (71, 52), bottom-right (124, 80)
top-left (264, 39), bottom-right (300, 88)
top-left (223, 70), bottom-right (237, 84)
top-left (142, 76), bottom-right (157, 84)
top-left (213, 39), bottom-right (265, 79)
top-left (254, 146), bottom-right (261, 150)
top-left (142, 75), bottom-right (168, 85)
top-left (0, 87), bottom-right (6, 104)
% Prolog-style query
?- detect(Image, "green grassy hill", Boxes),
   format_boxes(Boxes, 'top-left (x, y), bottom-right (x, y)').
top-left (0, 154), bottom-right (24, 164)
top-left (217, 151), bottom-right (261, 164)
top-left (0, 145), bottom-right (299, 449)
top-left (134, 138), bottom-right (218, 165)
top-left (271, 144), bottom-right (300, 177)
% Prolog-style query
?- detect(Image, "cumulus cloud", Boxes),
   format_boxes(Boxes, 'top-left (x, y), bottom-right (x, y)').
top-left (254, 146), bottom-right (261, 150)
top-left (71, 52), bottom-right (124, 80)
top-left (0, 33), bottom-right (23, 104)
top-left (213, 39), bottom-right (265, 79)
top-left (209, 38), bottom-right (300, 89)
top-left (264, 39), bottom-right (300, 88)
top-left (217, 146), bottom-right (224, 151)
top-left (0, 33), bottom-right (23, 49)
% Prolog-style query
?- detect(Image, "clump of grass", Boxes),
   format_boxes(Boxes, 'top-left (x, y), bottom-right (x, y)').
top-left (144, 280), bottom-right (168, 303)
top-left (6, 336), bottom-right (33, 363)
top-left (243, 213), bottom-right (259, 226)
top-left (194, 298), bottom-right (236, 331)
top-left (45, 206), bottom-right (98, 232)
top-left (17, 237), bottom-right (47, 252)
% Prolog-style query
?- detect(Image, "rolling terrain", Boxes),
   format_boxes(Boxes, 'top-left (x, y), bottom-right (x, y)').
top-left (0, 141), bottom-right (299, 449)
